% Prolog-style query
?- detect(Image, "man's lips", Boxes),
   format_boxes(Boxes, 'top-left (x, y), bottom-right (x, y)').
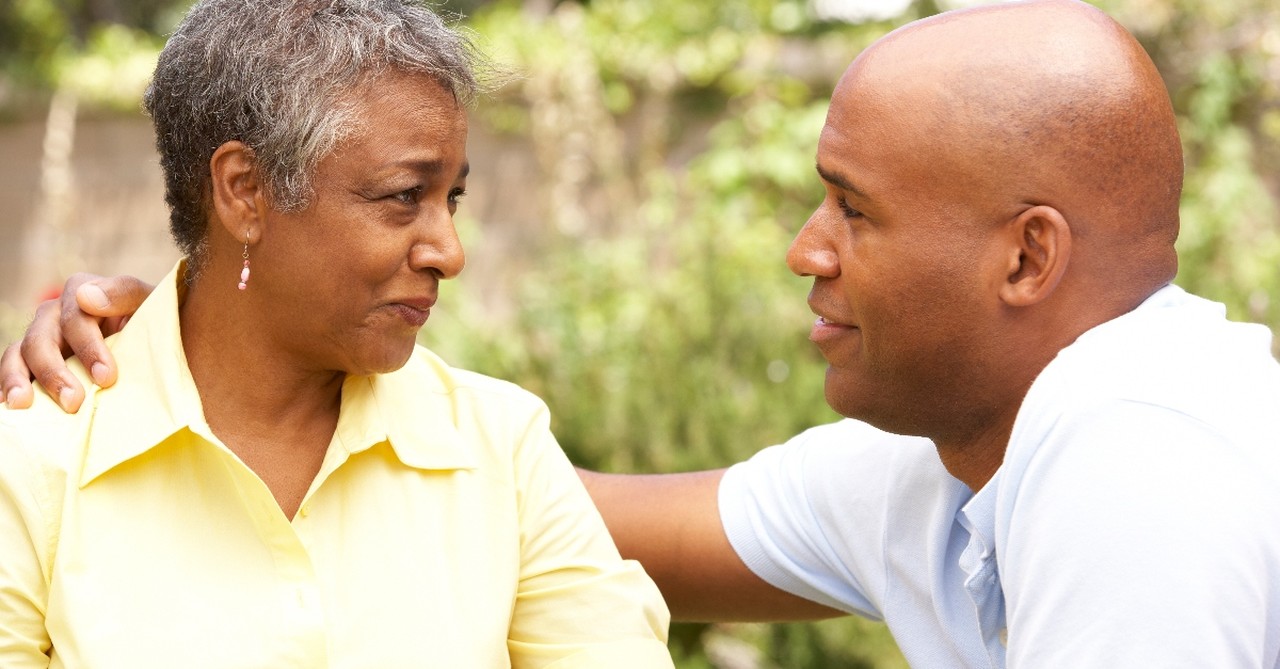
top-left (809, 315), bottom-right (858, 345)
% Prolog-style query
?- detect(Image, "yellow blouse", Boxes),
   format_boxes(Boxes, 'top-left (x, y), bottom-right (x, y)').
top-left (0, 262), bottom-right (672, 669)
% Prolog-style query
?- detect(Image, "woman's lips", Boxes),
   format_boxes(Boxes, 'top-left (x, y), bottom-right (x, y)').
top-left (389, 303), bottom-right (431, 327)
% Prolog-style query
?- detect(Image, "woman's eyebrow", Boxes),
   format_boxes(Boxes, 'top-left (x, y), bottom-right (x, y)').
top-left (387, 159), bottom-right (469, 180)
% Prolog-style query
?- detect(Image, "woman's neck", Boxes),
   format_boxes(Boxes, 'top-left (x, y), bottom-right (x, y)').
top-left (178, 272), bottom-right (342, 518)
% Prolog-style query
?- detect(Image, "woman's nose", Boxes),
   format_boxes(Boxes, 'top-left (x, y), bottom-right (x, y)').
top-left (409, 218), bottom-right (465, 279)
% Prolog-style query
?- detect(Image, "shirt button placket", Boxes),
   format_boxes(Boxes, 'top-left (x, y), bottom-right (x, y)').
top-left (269, 519), bottom-right (329, 667)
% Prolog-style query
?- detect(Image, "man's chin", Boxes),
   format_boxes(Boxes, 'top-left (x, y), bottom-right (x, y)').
top-left (824, 369), bottom-right (907, 435)
top-left (824, 368), bottom-right (870, 420)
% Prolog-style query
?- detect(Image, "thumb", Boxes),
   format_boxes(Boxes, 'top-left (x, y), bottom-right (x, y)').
top-left (75, 276), bottom-right (155, 319)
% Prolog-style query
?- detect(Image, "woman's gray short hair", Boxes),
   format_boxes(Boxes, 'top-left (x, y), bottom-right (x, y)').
top-left (144, 0), bottom-right (483, 263)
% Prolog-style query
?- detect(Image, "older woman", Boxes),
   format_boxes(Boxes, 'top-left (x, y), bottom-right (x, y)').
top-left (0, 1), bottom-right (672, 667)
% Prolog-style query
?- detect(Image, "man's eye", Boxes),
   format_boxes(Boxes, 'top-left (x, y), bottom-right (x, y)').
top-left (448, 187), bottom-right (467, 206)
top-left (836, 196), bottom-right (861, 218)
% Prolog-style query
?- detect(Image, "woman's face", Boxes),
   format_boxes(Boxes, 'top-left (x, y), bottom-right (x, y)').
top-left (252, 72), bottom-right (469, 376)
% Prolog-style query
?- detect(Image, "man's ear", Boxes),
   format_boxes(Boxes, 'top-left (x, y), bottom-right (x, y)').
top-left (209, 141), bottom-right (266, 244)
top-left (998, 205), bottom-right (1071, 307)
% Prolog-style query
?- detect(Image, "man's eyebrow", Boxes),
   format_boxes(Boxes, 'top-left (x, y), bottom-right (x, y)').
top-left (816, 163), bottom-right (870, 201)
top-left (457, 162), bottom-right (470, 180)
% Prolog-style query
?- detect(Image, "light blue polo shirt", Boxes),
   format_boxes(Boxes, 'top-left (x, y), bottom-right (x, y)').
top-left (720, 285), bottom-right (1280, 668)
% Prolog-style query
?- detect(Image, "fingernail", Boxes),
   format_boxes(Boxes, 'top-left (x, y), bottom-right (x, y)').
top-left (91, 362), bottom-right (109, 385)
top-left (81, 284), bottom-right (110, 310)
top-left (59, 386), bottom-right (75, 410)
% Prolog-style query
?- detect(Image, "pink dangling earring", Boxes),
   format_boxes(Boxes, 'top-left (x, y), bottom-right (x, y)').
top-left (237, 235), bottom-right (251, 290)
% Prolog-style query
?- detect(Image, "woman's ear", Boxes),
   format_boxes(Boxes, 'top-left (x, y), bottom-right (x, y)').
top-left (209, 141), bottom-right (265, 243)
top-left (998, 204), bottom-right (1071, 307)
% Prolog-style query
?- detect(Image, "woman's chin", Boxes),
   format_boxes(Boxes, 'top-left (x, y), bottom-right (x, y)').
top-left (344, 341), bottom-right (418, 377)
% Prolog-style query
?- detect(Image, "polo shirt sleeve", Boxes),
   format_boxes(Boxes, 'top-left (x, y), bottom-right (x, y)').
top-left (1000, 400), bottom-right (1280, 668)
top-left (0, 424), bottom-right (55, 668)
top-left (717, 420), bottom-right (909, 619)
top-left (504, 402), bottom-right (673, 669)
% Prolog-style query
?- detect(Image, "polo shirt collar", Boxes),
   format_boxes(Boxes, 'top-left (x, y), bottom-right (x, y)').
top-left (81, 261), bottom-right (474, 488)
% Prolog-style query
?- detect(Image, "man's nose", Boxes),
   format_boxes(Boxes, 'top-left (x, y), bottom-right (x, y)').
top-left (786, 212), bottom-right (839, 279)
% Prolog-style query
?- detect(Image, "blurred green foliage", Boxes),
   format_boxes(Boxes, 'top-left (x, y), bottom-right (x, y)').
top-left (2, 0), bottom-right (1279, 666)
top-left (0, 0), bottom-right (162, 115)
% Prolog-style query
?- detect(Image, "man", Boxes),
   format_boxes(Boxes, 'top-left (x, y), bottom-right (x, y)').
top-left (4, 1), bottom-right (1280, 666)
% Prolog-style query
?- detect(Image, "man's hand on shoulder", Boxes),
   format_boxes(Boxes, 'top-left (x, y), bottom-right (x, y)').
top-left (1, 273), bottom-right (154, 412)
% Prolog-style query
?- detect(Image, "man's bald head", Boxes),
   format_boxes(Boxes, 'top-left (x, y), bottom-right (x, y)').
top-left (791, 1), bottom-right (1185, 477)
top-left (836, 0), bottom-right (1182, 300)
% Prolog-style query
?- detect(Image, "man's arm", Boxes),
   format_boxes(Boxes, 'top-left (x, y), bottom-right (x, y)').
top-left (578, 468), bottom-right (844, 623)
top-left (0, 274), bottom-right (153, 411)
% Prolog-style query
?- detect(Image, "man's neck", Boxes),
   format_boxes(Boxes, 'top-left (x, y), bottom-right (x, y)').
top-left (931, 398), bottom-right (1022, 492)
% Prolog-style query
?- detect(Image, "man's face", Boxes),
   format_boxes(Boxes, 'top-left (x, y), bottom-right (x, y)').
top-left (787, 70), bottom-right (1007, 436)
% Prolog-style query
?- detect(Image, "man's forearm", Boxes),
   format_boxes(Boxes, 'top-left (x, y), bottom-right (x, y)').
top-left (578, 468), bottom-right (844, 622)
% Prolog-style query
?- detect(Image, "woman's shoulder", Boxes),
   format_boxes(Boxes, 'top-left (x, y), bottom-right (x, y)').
top-left (0, 389), bottom-right (83, 536)
top-left (0, 372), bottom-right (92, 478)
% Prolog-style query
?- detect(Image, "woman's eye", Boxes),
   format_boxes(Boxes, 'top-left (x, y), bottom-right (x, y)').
top-left (390, 186), bottom-right (422, 205)
top-left (448, 187), bottom-right (467, 206)
top-left (836, 196), bottom-right (861, 218)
